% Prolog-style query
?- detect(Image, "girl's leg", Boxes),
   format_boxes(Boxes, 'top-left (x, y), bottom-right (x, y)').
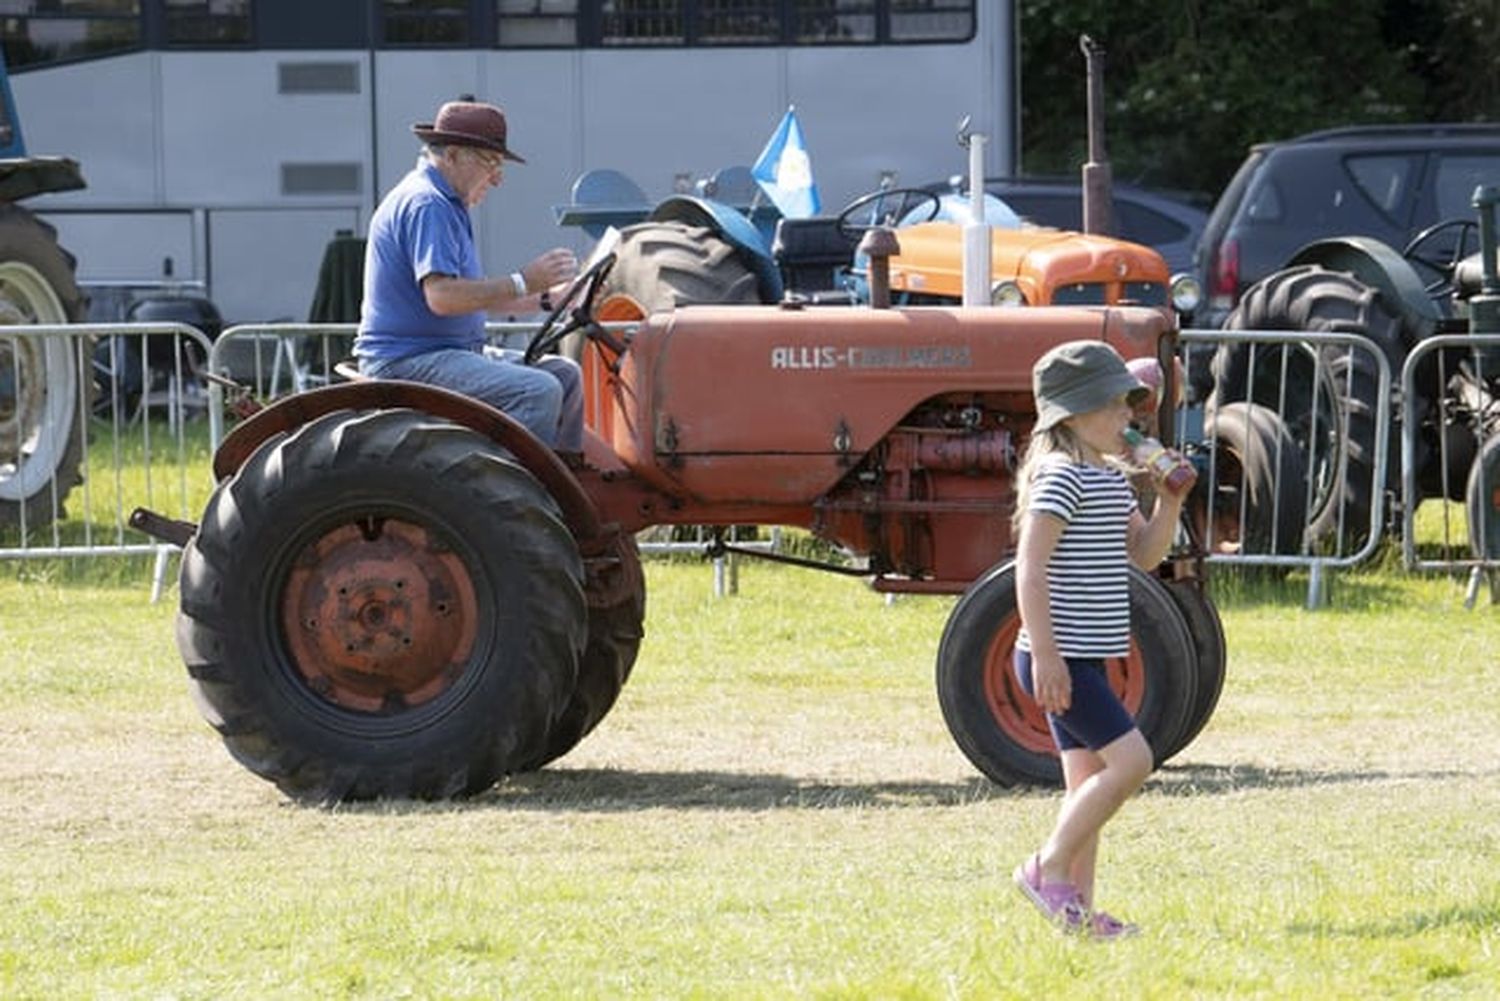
top-left (1058, 748), bottom-right (1104, 906)
top-left (1038, 729), bottom-right (1152, 890)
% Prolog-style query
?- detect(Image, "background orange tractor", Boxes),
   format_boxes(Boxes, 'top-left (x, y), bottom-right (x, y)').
top-left (141, 236), bottom-right (1225, 804)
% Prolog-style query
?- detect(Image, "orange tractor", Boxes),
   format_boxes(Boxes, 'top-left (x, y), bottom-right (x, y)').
top-left (140, 235), bottom-right (1225, 804)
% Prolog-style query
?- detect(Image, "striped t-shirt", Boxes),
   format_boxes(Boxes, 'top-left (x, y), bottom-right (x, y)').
top-left (1016, 457), bottom-right (1138, 658)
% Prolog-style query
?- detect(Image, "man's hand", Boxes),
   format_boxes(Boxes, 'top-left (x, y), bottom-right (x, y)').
top-left (522, 248), bottom-right (579, 293)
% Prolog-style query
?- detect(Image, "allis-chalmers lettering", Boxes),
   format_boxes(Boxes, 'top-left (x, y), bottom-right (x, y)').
top-left (770, 345), bottom-right (972, 370)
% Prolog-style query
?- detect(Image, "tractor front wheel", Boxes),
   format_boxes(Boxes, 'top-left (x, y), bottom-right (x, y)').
top-left (935, 563), bottom-right (1200, 787)
top-left (0, 206), bottom-right (87, 530)
top-left (177, 408), bottom-right (587, 803)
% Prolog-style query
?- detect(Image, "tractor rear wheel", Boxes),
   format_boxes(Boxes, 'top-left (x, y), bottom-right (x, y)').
top-left (1197, 401), bottom-right (1310, 558)
top-left (0, 206), bottom-right (87, 531)
top-left (520, 531), bottom-right (646, 770)
top-left (935, 563), bottom-right (1200, 787)
top-left (603, 220), bottom-right (763, 314)
top-left (1215, 265), bottom-right (1408, 551)
top-left (177, 408), bottom-right (586, 803)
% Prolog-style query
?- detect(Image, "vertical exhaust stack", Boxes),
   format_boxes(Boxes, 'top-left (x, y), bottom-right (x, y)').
top-left (1080, 34), bottom-right (1114, 237)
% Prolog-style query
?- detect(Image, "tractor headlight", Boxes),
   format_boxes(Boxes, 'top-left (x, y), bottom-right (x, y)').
top-left (1169, 273), bottom-right (1203, 314)
top-left (990, 280), bottom-right (1027, 307)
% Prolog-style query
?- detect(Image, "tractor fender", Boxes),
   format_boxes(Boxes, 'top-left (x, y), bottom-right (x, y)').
top-left (649, 195), bottom-right (785, 303)
top-left (1287, 236), bottom-right (1440, 342)
top-left (212, 381), bottom-right (604, 543)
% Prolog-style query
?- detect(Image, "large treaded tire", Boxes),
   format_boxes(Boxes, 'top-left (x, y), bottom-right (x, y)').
top-left (1198, 401), bottom-right (1311, 558)
top-left (177, 408), bottom-right (587, 803)
top-left (0, 205), bottom-right (87, 530)
top-left (602, 220), bottom-right (764, 313)
top-left (1215, 265), bottom-right (1408, 550)
top-left (520, 532), bottom-right (646, 770)
top-left (935, 563), bottom-right (1199, 787)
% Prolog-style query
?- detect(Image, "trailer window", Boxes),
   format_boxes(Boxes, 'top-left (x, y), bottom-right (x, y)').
top-left (164, 0), bottom-right (250, 46)
top-left (890, 0), bottom-right (973, 42)
top-left (698, 0), bottom-right (776, 44)
top-left (384, 0), bottom-right (471, 46)
top-left (1, 1), bottom-right (141, 69)
top-left (794, 1), bottom-right (874, 44)
top-left (497, 0), bottom-right (577, 46)
top-left (600, 0), bottom-right (682, 46)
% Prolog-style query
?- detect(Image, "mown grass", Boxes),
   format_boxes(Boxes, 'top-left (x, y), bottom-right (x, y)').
top-left (1, 553), bottom-right (1497, 998)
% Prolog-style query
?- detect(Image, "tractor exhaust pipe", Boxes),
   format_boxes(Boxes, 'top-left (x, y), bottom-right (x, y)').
top-left (1080, 34), bottom-right (1114, 236)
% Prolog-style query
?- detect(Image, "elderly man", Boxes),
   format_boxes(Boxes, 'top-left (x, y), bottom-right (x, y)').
top-left (355, 99), bottom-right (583, 453)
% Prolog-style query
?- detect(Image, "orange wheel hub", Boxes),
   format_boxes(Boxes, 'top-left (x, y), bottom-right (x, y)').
top-left (280, 517), bottom-right (479, 712)
top-left (981, 617), bottom-right (1147, 755)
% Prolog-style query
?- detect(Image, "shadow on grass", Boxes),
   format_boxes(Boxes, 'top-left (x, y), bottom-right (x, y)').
top-left (325, 760), bottom-right (1495, 815)
top-left (477, 768), bottom-right (1014, 812)
top-left (1151, 761), bottom-right (1486, 796)
top-left (1287, 900), bottom-right (1500, 939)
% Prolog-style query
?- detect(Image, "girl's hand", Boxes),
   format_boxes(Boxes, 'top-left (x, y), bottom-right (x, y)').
top-left (1032, 653), bottom-right (1071, 714)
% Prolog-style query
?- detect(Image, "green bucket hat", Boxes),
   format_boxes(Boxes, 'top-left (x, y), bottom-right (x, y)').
top-left (1031, 340), bottom-right (1151, 431)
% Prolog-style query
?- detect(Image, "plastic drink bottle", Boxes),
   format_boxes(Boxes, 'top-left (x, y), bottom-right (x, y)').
top-left (1123, 427), bottom-right (1196, 491)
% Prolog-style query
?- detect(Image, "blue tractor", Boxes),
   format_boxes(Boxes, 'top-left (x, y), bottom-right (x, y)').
top-left (0, 52), bottom-right (89, 530)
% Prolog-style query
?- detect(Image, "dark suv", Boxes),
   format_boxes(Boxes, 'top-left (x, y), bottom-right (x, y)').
top-left (1195, 123), bottom-right (1500, 327)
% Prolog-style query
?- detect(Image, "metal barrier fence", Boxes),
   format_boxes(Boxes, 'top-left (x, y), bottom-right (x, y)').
top-left (1177, 329), bottom-right (1391, 608)
top-left (1399, 333), bottom-right (1500, 608)
top-left (13, 320), bottom-right (1494, 611)
top-left (1, 322), bottom-right (216, 597)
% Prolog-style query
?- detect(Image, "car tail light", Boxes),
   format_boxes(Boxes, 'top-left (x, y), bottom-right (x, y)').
top-left (1208, 237), bottom-right (1239, 308)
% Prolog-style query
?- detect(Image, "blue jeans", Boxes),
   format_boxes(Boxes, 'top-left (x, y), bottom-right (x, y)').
top-left (363, 345), bottom-right (583, 450)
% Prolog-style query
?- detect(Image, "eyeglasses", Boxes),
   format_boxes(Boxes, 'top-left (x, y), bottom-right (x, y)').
top-left (468, 148), bottom-right (504, 172)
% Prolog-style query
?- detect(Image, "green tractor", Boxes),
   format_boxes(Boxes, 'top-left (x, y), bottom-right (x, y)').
top-left (1211, 185), bottom-right (1500, 559)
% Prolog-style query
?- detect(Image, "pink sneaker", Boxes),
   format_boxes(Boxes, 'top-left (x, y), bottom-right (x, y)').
top-left (1088, 910), bottom-right (1140, 941)
top-left (1013, 854), bottom-right (1087, 932)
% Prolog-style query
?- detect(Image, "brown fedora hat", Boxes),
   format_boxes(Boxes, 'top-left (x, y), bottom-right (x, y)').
top-left (412, 100), bottom-right (526, 163)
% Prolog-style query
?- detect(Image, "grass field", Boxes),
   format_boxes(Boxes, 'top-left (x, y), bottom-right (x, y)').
top-left (1, 554), bottom-right (1497, 999)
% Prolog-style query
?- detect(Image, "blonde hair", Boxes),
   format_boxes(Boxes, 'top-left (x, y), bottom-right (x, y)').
top-left (1013, 424), bottom-right (1086, 533)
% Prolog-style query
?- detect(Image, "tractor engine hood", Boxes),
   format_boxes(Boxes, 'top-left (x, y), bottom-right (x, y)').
top-left (606, 303), bottom-right (1169, 504)
top-left (888, 222), bottom-right (1169, 303)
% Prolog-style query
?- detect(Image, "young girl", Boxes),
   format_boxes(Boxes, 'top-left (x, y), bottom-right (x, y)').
top-left (1011, 340), bottom-right (1196, 940)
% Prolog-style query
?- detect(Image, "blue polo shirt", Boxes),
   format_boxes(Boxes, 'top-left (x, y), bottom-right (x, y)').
top-left (355, 159), bottom-right (486, 362)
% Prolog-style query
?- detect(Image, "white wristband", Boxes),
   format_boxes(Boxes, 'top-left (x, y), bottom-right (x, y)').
top-left (509, 272), bottom-right (527, 297)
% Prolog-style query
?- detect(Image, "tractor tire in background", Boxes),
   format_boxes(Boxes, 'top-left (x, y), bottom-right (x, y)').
top-left (602, 220), bottom-right (764, 313)
top-left (935, 563), bottom-right (1200, 787)
top-left (177, 408), bottom-right (587, 803)
top-left (0, 205), bottom-right (87, 530)
top-left (1214, 265), bottom-right (1408, 551)
top-left (520, 531), bottom-right (646, 770)
top-left (1196, 401), bottom-right (1310, 559)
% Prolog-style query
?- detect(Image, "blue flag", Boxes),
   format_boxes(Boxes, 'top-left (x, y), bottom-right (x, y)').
top-left (751, 108), bottom-right (821, 219)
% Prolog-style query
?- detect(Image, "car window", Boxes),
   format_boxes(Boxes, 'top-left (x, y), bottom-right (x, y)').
top-left (1116, 201), bottom-right (1189, 245)
top-left (1345, 154), bottom-right (1416, 219)
top-left (999, 193), bottom-right (1082, 231)
top-left (1241, 174), bottom-right (1283, 222)
top-left (1432, 153), bottom-right (1500, 220)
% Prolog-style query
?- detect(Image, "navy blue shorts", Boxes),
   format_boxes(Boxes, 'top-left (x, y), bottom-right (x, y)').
top-left (1013, 650), bottom-right (1137, 752)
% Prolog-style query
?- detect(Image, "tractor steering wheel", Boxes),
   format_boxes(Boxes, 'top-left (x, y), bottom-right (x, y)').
top-left (1403, 218), bottom-right (1480, 298)
top-left (523, 241), bottom-right (619, 366)
top-left (834, 187), bottom-right (943, 242)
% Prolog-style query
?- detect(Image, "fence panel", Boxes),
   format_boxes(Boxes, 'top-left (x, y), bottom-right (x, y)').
top-left (1177, 328), bottom-right (1392, 607)
top-left (1, 322), bottom-right (216, 596)
top-left (1399, 333), bottom-right (1500, 607)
